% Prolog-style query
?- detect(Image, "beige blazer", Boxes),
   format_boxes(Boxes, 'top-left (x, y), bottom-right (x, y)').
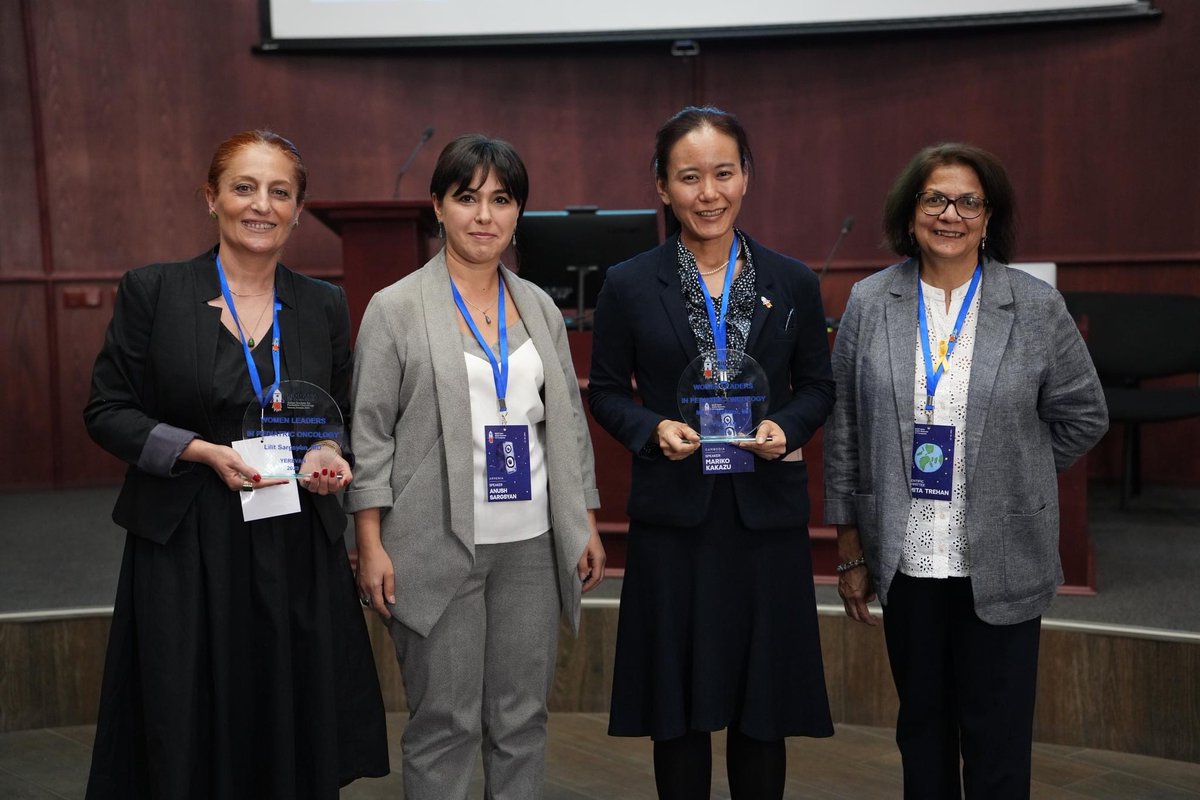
top-left (345, 250), bottom-right (600, 637)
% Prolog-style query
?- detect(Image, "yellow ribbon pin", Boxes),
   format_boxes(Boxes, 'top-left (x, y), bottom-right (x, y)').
top-left (932, 339), bottom-right (950, 372)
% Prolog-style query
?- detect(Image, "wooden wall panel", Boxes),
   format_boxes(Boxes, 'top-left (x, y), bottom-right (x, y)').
top-left (32, 1), bottom-right (250, 273)
top-left (10, 0), bottom-right (1200, 488)
top-left (1035, 629), bottom-right (1200, 764)
top-left (29, 1), bottom-right (684, 277)
top-left (0, 2), bottom-right (55, 489)
top-left (0, 2), bottom-right (40, 275)
top-left (0, 616), bottom-right (110, 732)
top-left (9, 611), bottom-right (1198, 764)
top-left (694, 9), bottom-right (1200, 270)
top-left (0, 286), bottom-right (55, 486)
top-left (56, 284), bottom-right (126, 485)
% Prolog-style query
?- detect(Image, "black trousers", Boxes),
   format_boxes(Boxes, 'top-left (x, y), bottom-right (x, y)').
top-left (883, 573), bottom-right (1041, 800)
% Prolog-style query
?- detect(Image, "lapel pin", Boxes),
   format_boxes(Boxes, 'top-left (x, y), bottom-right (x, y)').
top-left (760, 296), bottom-right (773, 309)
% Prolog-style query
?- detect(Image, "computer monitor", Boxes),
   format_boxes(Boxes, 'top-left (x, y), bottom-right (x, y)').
top-left (514, 208), bottom-right (659, 327)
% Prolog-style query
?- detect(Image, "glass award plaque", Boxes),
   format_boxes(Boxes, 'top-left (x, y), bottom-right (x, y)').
top-left (241, 380), bottom-right (346, 479)
top-left (676, 350), bottom-right (770, 443)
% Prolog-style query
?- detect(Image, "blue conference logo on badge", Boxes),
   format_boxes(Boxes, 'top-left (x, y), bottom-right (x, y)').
top-left (914, 443), bottom-right (944, 473)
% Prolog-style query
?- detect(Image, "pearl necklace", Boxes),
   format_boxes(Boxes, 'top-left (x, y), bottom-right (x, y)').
top-left (695, 240), bottom-right (741, 276)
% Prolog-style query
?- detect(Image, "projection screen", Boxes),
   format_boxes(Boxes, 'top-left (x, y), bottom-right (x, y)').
top-left (258, 0), bottom-right (1158, 51)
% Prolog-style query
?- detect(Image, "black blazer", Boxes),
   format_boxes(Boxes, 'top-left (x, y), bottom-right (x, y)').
top-left (84, 248), bottom-right (352, 545)
top-left (588, 234), bottom-right (835, 529)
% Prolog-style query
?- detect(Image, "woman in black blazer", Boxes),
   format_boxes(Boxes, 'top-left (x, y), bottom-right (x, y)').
top-left (83, 130), bottom-right (388, 798)
top-left (588, 106), bottom-right (835, 799)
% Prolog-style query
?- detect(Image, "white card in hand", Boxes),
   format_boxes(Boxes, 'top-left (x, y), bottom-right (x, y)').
top-left (231, 435), bottom-right (301, 521)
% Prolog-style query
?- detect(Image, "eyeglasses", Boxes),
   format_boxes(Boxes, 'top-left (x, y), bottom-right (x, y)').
top-left (915, 191), bottom-right (988, 219)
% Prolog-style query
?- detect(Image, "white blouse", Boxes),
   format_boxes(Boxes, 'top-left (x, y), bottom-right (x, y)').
top-left (899, 276), bottom-right (982, 579)
top-left (463, 320), bottom-right (550, 545)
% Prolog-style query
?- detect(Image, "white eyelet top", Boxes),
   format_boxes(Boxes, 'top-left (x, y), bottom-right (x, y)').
top-left (899, 276), bottom-right (982, 578)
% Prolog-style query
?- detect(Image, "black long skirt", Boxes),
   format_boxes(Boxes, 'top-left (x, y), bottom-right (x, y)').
top-left (608, 479), bottom-right (834, 742)
top-left (85, 477), bottom-right (389, 799)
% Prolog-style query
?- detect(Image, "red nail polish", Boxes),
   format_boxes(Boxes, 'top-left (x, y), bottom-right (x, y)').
top-left (322, 468), bottom-right (329, 476)
top-left (252, 473), bottom-right (261, 482)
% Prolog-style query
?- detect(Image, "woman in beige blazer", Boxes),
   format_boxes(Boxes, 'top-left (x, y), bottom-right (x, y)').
top-left (345, 134), bottom-right (605, 800)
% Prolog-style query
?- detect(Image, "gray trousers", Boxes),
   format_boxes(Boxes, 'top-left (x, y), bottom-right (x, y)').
top-left (388, 532), bottom-right (560, 800)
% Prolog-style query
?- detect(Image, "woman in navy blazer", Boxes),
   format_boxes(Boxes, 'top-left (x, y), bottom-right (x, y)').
top-left (588, 107), bottom-right (835, 799)
top-left (83, 131), bottom-right (388, 798)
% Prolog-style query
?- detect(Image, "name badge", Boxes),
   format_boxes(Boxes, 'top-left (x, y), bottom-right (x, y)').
top-left (485, 425), bottom-right (532, 502)
top-left (699, 398), bottom-right (754, 475)
top-left (911, 423), bottom-right (954, 500)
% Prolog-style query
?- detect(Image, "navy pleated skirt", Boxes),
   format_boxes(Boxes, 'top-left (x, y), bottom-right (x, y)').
top-left (608, 478), bottom-right (834, 742)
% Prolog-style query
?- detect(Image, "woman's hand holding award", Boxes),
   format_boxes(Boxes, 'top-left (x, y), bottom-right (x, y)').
top-left (235, 380), bottom-right (347, 519)
top-left (676, 349), bottom-right (770, 474)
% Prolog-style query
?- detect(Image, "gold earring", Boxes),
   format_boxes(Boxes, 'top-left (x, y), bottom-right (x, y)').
top-left (209, 209), bottom-right (217, 220)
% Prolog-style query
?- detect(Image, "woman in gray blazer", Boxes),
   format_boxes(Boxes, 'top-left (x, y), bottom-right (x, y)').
top-left (346, 134), bottom-right (606, 800)
top-left (824, 143), bottom-right (1108, 798)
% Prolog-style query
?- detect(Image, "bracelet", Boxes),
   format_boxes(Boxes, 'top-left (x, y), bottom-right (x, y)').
top-left (310, 439), bottom-right (343, 457)
top-left (836, 557), bottom-right (867, 574)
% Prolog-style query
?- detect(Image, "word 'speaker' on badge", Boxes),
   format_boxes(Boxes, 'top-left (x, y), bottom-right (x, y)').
top-left (485, 424), bottom-right (532, 502)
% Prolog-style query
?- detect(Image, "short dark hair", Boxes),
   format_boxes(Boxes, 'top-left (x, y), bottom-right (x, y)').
top-left (652, 106), bottom-right (753, 238)
top-left (653, 105), bottom-right (754, 184)
top-left (429, 134), bottom-right (529, 215)
top-left (882, 143), bottom-right (1018, 265)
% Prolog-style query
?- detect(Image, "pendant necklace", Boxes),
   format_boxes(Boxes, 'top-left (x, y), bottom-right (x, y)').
top-left (461, 295), bottom-right (495, 325)
top-left (236, 298), bottom-right (272, 348)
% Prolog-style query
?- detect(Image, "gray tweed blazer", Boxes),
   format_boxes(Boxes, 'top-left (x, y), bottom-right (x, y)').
top-left (823, 257), bottom-right (1108, 625)
top-left (345, 251), bottom-right (600, 637)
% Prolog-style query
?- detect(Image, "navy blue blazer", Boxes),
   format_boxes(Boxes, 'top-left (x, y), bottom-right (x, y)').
top-left (84, 248), bottom-right (352, 545)
top-left (588, 234), bottom-right (835, 529)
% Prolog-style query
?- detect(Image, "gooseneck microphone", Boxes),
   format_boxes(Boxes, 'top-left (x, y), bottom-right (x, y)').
top-left (391, 126), bottom-right (435, 198)
top-left (816, 215), bottom-right (854, 283)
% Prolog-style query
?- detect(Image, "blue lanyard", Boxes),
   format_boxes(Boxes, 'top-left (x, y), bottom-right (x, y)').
top-left (917, 263), bottom-right (981, 420)
top-left (216, 254), bottom-right (280, 406)
top-left (450, 271), bottom-right (509, 421)
top-left (700, 234), bottom-right (741, 376)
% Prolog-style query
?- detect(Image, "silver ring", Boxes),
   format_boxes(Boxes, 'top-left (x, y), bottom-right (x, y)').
top-left (359, 596), bottom-right (370, 607)
top-left (241, 480), bottom-right (254, 492)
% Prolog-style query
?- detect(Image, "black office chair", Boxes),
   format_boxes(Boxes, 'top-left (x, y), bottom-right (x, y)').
top-left (1061, 292), bottom-right (1200, 508)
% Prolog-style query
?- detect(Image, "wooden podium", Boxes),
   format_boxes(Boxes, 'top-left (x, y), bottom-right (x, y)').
top-left (306, 200), bottom-right (437, 336)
